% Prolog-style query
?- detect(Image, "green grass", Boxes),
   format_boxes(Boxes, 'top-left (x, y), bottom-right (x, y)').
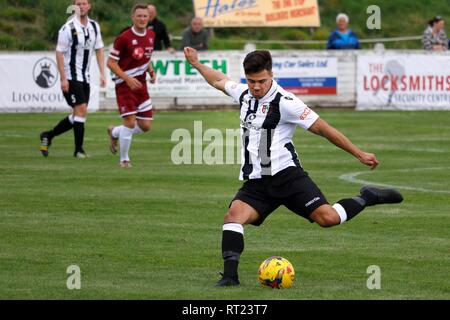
top-left (0, 110), bottom-right (449, 299)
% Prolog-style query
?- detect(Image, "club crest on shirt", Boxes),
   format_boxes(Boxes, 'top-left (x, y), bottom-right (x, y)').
top-left (261, 104), bottom-right (270, 114)
top-left (132, 47), bottom-right (145, 60)
top-left (132, 39), bottom-right (138, 45)
top-left (82, 39), bottom-right (93, 50)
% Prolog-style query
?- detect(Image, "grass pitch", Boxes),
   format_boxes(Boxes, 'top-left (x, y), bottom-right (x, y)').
top-left (0, 110), bottom-right (449, 299)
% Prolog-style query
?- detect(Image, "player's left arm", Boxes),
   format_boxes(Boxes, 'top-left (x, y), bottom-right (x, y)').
top-left (148, 63), bottom-right (156, 84)
top-left (308, 118), bottom-right (379, 170)
top-left (95, 48), bottom-right (106, 88)
top-left (94, 24), bottom-right (106, 88)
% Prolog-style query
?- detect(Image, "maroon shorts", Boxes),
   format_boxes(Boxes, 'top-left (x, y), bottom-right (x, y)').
top-left (115, 82), bottom-right (153, 120)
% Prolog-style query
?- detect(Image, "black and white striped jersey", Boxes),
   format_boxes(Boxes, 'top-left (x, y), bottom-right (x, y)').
top-left (56, 17), bottom-right (104, 83)
top-left (225, 80), bottom-right (319, 180)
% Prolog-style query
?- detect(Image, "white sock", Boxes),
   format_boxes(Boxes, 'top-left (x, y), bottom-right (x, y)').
top-left (332, 203), bottom-right (347, 224)
top-left (223, 223), bottom-right (244, 235)
top-left (133, 125), bottom-right (144, 135)
top-left (68, 114), bottom-right (75, 124)
top-left (112, 125), bottom-right (123, 139)
top-left (73, 116), bottom-right (86, 123)
top-left (119, 126), bottom-right (134, 162)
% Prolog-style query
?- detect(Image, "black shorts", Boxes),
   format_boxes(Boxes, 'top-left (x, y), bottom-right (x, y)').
top-left (63, 80), bottom-right (90, 108)
top-left (231, 166), bottom-right (328, 226)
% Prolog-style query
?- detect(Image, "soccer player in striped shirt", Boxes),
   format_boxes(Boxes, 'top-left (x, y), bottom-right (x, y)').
top-left (184, 47), bottom-right (404, 286)
top-left (40, 0), bottom-right (106, 158)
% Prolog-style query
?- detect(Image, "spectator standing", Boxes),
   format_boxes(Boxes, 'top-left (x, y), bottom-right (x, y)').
top-left (147, 4), bottom-right (173, 52)
top-left (327, 13), bottom-right (360, 50)
top-left (422, 16), bottom-right (448, 51)
top-left (180, 17), bottom-right (209, 51)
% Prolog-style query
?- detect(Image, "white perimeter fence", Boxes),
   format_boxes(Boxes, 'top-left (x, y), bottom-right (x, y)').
top-left (1, 49), bottom-right (450, 112)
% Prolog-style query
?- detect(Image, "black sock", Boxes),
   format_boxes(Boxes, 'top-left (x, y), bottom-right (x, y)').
top-left (336, 197), bottom-right (366, 222)
top-left (73, 121), bottom-right (85, 152)
top-left (49, 116), bottom-right (73, 139)
top-left (222, 225), bottom-right (244, 279)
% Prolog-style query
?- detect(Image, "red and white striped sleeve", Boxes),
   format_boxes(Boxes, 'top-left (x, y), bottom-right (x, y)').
top-left (109, 34), bottom-right (125, 61)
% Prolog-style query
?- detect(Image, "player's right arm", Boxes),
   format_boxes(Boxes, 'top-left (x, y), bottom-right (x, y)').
top-left (55, 26), bottom-right (69, 93)
top-left (56, 51), bottom-right (68, 93)
top-left (184, 47), bottom-right (229, 94)
top-left (107, 58), bottom-right (142, 90)
top-left (107, 35), bottom-right (142, 91)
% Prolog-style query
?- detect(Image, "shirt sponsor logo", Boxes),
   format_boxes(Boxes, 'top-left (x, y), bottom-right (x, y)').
top-left (305, 197), bottom-right (320, 207)
top-left (241, 120), bottom-right (260, 131)
top-left (247, 114), bottom-right (256, 122)
top-left (300, 107), bottom-right (312, 120)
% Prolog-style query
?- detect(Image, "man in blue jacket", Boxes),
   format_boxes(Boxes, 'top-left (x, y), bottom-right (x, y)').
top-left (327, 13), bottom-right (361, 50)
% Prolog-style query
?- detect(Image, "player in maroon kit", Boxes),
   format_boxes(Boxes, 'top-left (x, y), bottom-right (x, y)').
top-left (107, 4), bottom-right (156, 168)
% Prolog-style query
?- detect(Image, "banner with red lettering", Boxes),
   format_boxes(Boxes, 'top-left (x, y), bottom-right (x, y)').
top-left (357, 54), bottom-right (450, 110)
top-left (193, 0), bottom-right (320, 28)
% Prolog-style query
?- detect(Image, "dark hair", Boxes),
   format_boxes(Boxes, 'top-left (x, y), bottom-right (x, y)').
top-left (132, 3), bottom-right (149, 14)
top-left (428, 15), bottom-right (443, 27)
top-left (243, 50), bottom-right (272, 74)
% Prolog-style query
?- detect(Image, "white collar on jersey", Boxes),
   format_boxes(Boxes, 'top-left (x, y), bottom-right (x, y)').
top-left (248, 79), bottom-right (279, 102)
top-left (71, 16), bottom-right (91, 28)
top-left (131, 26), bottom-right (147, 37)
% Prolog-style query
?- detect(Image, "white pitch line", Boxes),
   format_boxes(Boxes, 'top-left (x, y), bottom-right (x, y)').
top-left (339, 167), bottom-right (450, 194)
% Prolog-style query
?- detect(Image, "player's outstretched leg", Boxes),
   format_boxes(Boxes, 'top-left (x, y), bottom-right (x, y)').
top-left (109, 114), bottom-right (137, 168)
top-left (107, 125), bottom-right (118, 154)
top-left (108, 125), bottom-right (132, 168)
top-left (39, 115), bottom-right (74, 157)
top-left (314, 186), bottom-right (403, 227)
top-left (359, 186), bottom-right (403, 206)
top-left (39, 131), bottom-right (52, 157)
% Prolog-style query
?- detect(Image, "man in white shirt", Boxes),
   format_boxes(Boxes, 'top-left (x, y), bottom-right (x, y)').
top-left (40, 0), bottom-right (106, 158)
top-left (184, 47), bottom-right (404, 286)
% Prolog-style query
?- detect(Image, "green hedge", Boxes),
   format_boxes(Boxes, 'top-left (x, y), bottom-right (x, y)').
top-left (0, 0), bottom-right (449, 50)
top-left (0, 6), bottom-right (37, 22)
